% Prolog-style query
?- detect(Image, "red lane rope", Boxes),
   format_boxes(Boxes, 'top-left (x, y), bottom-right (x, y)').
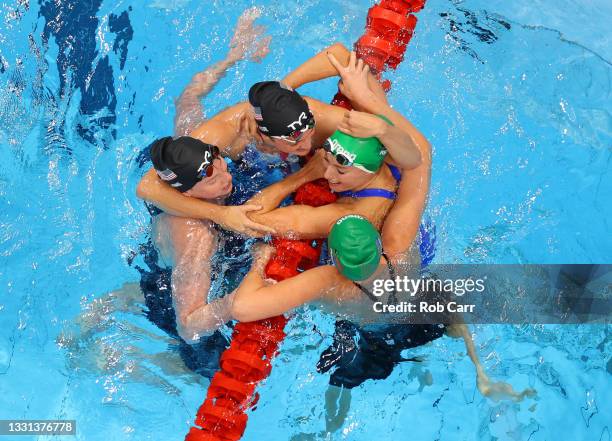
top-left (185, 1), bottom-right (427, 439)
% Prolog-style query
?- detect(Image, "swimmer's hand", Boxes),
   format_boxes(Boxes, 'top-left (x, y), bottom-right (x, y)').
top-left (338, 110), bottom-right (390, 139)
top-left (238, 110), bottom-right (259, 138)
top-left (220, 205), bottom-right (276, 237)
top-left (327, 51), bottom-right (385, 111)
top-left (228, 7), bottom-right (271, 63)
top-left (238, 111), bottom-right (278, 154)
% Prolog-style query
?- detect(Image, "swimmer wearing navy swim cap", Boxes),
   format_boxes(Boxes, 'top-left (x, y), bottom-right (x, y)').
top-left (149, 136), bottom-right (230, 198)
top-left (248, 81), bottom-right (316, 156)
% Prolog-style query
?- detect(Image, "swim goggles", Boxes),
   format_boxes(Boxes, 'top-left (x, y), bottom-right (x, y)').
top-left (322, 138), bottom-right (353, 167)
top-left (269, 114), bottom-right (316, 145)
top-left (196, 145), bottom-right (221, 178)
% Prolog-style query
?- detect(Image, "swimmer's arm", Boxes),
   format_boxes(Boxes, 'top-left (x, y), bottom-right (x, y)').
top-left (283, 43), bottom-right (351, 89)
top-left (283, 43), bottom-right (384, 103)
top-left (136, 169), bottom-right (224, 219)
top-left (326, 52), bottom-right (428, 170)
top-left (231, 265), bottom-right (343, 322)
top-left (364, 102), bottom-right (430, 171)
top-left (377, 121), bottom-right (423, 169)
top-left (136, 169), bottom-right (275, 236)
top-left (382, 154), bottom-right (431, 257)
top-left (248, 203), bottom-right (351, 239)
top-left (181, 8), bottom-right (269, 150)
top-left (337, 110), bottom-right (422, 169)
top-left (175, 55), bottom-right (242, 137)
top-left (246, 150), bottom-right (326, 213)
top-left (379, 96), bottom-right (432, 255)
top-left (166, 218), bottom-right (216, 342)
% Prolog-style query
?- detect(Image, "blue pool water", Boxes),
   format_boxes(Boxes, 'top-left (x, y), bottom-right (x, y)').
top-left (1, 0), bottom-right (610, 440)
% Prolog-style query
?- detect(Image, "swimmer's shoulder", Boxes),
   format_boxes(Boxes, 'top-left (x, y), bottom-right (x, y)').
top-left (190, 101), bottom-right (253, 159)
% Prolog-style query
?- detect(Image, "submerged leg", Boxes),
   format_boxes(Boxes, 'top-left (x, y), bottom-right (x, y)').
top-left (324, 384), bottom-right (352, 433)
top-left (72, 282), bottom-right (146, 337)
top-left (447, 324), bottom-right (537, 402)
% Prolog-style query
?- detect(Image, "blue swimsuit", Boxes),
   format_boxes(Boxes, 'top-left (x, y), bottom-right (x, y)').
top-left (335, 163), bottom-right (402, 200)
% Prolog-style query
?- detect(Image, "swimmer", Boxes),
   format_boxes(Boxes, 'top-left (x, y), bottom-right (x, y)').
top-left (132, 10), bottom-right (429, 374)
top-left (60, 10), bottom-right (274, 373)
top-left (137, 37), bottom-right (426, 237)
top-left (137, 7), bottom-right (277, 237)
top-left (134, 8), bottom-right (321, 343)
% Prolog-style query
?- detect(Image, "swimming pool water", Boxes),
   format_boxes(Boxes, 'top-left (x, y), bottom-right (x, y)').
top-left (0, 0), bottom-right (610, 440)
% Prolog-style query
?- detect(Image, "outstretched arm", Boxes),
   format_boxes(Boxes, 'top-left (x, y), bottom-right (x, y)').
top-left (248, 203), bottom-right (352, 239)
top-left (136, 149), bottom-right (325, 233)
top-left (282, 42), bottom-right (384, 98)
top-left (174, 57), bottom-right (241, 138)
top-left (280, 42), bottom-right (387, 144)
top-left (175, 7), bottom-right (270, 137)
top-left (283, 43), bottom-right (351, 89)
top-left (180, 246), bottom-right (345, 333)
top-left (136, 169), bottom-right (276, 236)
top-left (230, 246), bottom-right (345, 322)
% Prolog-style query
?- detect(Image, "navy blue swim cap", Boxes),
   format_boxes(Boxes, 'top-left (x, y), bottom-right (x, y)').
top-left (150, 136), bottom-right (220, 192)
top-left (248, 81), bottom-right (312, 137)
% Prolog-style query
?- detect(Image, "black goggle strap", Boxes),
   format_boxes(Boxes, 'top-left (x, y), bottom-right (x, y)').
top-left (381, 250), bottom-right (399, 305)
top-left (353, 281), bottom-right (380, 303)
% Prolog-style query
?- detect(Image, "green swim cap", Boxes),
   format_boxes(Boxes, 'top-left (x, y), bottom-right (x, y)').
top-left (324, 130), bottom-right (387, 173)
top-left (329, 215), bottom-right (382, 281)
